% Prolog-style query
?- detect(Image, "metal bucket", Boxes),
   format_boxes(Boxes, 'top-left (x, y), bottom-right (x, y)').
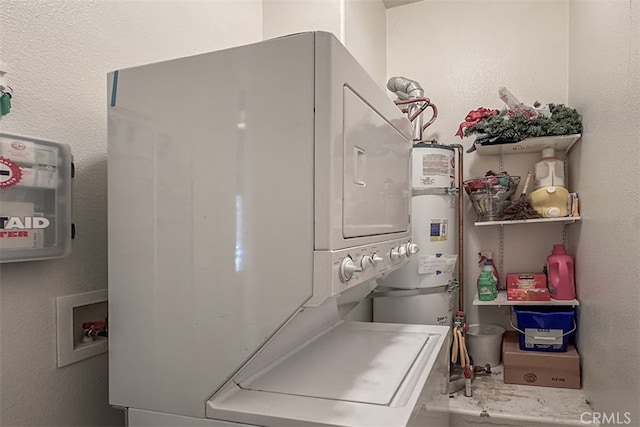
top-left (466, 324), bottom-right (505, 367)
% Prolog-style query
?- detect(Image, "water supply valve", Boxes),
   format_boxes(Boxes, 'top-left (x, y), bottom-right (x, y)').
top-left (81, 320), bottom-right (108, 343)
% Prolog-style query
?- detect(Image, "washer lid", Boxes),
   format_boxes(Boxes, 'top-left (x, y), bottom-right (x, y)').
top-left (238, 322), bottom-right (430, 405)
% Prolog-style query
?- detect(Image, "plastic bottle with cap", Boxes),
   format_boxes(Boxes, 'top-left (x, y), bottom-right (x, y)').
top-left (547, 243), bottom-right (576, 300)
top-left (530, 186), bottom-right (570, 217)
top-left (478, 251), bottom-right (500, 288)
top-left (477, 270), bottom-right (497, 301)
top-left (482, 261), bottom-right (498, 289)
top-left (534, 148), bottom-right (565, 189)
top-left (530, 148), bottom-right (570, 217)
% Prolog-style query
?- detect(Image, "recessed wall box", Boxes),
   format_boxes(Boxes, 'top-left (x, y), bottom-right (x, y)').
top-left (0, 133), bottom-right (73, 262)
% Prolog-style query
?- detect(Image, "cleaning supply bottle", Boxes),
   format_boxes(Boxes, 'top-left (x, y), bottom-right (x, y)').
top-left (534, 148), bottom-right (565, 189)
top-left (482, 262), bottom-right (498, 298)
top-left (546, 244), bottom-right (576, 300)
top-left (477, 270), bottom-right (497, 301)
top-left (478, 251), bottom-right (500, 288)
top-left (531, 149), bottom-right (570, 217)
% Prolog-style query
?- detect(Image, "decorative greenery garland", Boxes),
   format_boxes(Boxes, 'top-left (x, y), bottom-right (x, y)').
top-left (463, 104), bottom-right (582, 141)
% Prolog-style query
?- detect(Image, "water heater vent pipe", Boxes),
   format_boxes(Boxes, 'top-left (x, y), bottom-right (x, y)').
top-left (387, 76), bottom-right (424, 100)
top-left (387, 76), bottom-right (438, 141)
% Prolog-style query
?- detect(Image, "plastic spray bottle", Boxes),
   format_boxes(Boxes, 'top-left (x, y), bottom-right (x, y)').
top-left (477, 268), bottom-right (497, 301)
top-left (478, 251), bottom-right (500, 288)
top-left (482, 262), bottom-right (498, 299)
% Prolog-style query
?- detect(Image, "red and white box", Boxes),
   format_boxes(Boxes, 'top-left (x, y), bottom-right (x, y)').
top-left (507, 273), bottom-right (550, 301)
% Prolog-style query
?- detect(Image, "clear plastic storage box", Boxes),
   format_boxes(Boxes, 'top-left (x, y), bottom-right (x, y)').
top-left (0, 133), bottom-right (73, 262)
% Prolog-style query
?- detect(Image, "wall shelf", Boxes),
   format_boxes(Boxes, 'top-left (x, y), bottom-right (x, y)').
top-left (473, 290), bottom-right (579, 306)
top-left (473, 134), bottom-right (581, 156)
top-left (474, 216), bottom-right (581, 227)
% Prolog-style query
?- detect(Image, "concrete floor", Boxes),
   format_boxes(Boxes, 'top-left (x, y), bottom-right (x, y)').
top-left (448, 365), bottom-right (594, 427)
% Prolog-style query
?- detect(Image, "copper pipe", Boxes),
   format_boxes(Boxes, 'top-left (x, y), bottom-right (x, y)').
top-left (394, 97), bottom-right (429, 140)
top-left (394, 97), bottom-right (430, 106)
top-left (421, 104), bottom-right (438, 130)
top-left (394, 97), bottom-right (433, 122)
top-left (449, 144), bottom-right (465, 312)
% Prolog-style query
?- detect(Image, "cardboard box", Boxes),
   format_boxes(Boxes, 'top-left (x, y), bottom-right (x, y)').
top-left (506, 273), bottom-right (547, 289)
top-left (502, 331), bottom-right (581, 389)
top-left (507, 287), bottom-right (551, 301)
top-left (507, 273), bottom-right (550, 301)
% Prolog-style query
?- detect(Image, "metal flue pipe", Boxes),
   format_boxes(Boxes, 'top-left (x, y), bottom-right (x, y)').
top-left (387, 76), bottom-right (425, 100)
top-left (387, 76), bottom-right (425, 141)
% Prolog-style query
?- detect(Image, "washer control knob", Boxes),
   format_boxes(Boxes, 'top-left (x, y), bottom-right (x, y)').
top-left (398, 246), bottom-right (407, 258)
top-left (372, 253), bottom-right (384, 265)
top-left (406, 243), bottom-right (419, 255)
top-left (339, 257), bottom-right (362, 283)
top-left (390, 247), bottom-right (400, 260)
top-left (359, 255), bottom-right (374, 270)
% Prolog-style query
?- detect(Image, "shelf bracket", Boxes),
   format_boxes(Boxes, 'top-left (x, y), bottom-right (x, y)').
top-left (499, 226), bottom-right (505, 289)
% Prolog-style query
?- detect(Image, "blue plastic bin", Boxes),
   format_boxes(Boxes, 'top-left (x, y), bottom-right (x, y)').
top-left (513, 306), bottom-right (576, 352)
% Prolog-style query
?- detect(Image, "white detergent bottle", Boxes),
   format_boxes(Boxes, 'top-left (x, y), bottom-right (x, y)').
top-left (534, 148), bottom-right (565, 189)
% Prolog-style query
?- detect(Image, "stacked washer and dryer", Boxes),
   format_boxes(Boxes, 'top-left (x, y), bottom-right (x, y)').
top-left (107, 33), bottom-right (451, 427)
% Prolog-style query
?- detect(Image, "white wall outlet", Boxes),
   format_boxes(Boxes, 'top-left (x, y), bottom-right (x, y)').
top-left (56, 289), bottom-right (108, 368)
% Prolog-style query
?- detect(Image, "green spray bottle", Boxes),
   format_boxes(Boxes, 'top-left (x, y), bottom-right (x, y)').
top-left (477, 269), bottom-right (497, 301)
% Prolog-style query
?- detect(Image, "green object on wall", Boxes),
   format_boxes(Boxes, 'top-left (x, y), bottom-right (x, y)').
top-left (0, 92), bottom-right (11, 115)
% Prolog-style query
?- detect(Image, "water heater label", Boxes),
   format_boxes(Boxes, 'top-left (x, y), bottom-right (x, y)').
top-left (429, 219), bottom-right (448, 241)
top-left (422, 153), bottom-right (450, 176)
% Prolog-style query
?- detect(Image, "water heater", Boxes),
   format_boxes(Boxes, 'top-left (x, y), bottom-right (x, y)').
top-left (374, 143), bottom-right (458, 326)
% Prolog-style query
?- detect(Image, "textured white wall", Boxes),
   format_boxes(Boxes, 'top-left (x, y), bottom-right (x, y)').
top-left (263, 0), bottom-right (345, 41)
top-left (387, 0), bottom-right (570, 327)
top-left (345, 0), bottom-right (388, 88)
top-left (568, 0), bottom-right (640, 422)
top-left (0, 1), bottom-right (262, 425)
top-left (262, 0), bottom-right (387, 88)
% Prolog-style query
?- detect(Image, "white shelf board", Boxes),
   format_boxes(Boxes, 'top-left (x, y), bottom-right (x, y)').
top-left (474, 216), bottom-right (581, 226)
top-left (473, 290), bottom-right (579, 306)
top-left (474, 134), bottom-right (581, 156)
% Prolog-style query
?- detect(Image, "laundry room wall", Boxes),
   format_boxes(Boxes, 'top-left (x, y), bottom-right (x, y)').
top-left (0, 0), bottom-right (391, 424)
top-left (567, 0), bottom-right (640, 422)
top-left (262, 0), bottom-right (388, 89)
top-left (387, 0), bottom-right (570, 327)
top-left (0, 1), bottom-right (263, 425)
